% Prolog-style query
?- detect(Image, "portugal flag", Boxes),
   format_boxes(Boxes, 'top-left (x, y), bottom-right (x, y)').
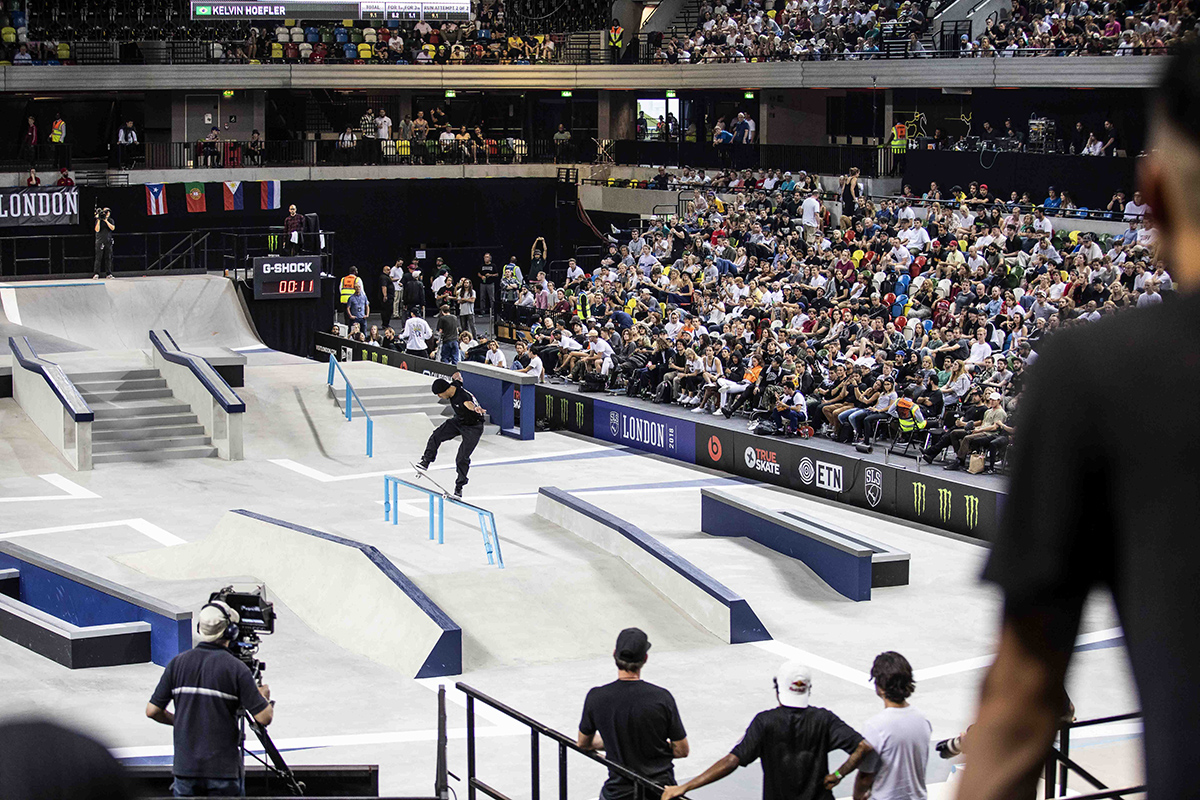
top-left (185, 182), bottom-right (206, 213)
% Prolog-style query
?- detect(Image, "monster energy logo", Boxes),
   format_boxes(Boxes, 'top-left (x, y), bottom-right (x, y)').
top-left (573, 401), bottom-right (585, 429)
top-left (939, 488), bottom-right (953, 522)
top-left (964, 494), bottom-right (980, 529)
top-left (559, 398), bottom-right (568, 425)
top-left (913, 481), bottom-right (926, 515)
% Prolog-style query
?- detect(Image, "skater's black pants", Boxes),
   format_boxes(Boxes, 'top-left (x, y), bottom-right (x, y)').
top-left (422, 418), bottom-right (484, 490)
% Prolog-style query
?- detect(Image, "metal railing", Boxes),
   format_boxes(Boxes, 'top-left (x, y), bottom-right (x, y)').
top-left (456, 682), bottom-right (669, 800)
top-left (327, 353), bottom-right (374, 457)
top-left (384, 475), bottom-right (504, 568)
top-left (611, 140), bottom-right (894, 176)
top-left (1042, 711), bottom-right (1144, 799)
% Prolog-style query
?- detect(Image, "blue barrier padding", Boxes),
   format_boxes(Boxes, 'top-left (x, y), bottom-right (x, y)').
top-left (7, 335), bottom-right (93, 422)
top-left (230, 510), bottom-right (462, 677)
top-left (0, 545), bottom-right (190, 665)
top-left (150, 329), bottom-right (245, 413)
top-left (700, 492), bottom-right (873, 602)
top-left (539, 487), bottom-right (770, 643)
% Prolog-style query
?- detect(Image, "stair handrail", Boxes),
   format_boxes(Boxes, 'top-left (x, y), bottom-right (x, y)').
top-left (327, 354), bottom-right (373, 458)
top-left (148, 329), bottom-right (245, 413)
top-left (7, 336), bottom-right (93, 421)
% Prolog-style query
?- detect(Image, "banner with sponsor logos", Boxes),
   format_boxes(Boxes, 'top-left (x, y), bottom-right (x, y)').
top-left (313, 331), bottom-right (457, 377)
top-left (893, 470), bottom-right (995, 539)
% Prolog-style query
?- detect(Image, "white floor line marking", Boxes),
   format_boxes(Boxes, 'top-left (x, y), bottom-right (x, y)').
top-left (0, 286), bottom-right (20, 326)
top-left (270, 446), bottom-right (614, 484)
top-left (914, 627), bottom-right (1125, 682)
top-left (111, 725), bottom-right (522, 760)
top-left (0, 473), bottom-right (101, 504)
top-left (750, 640), bottom-right (871, 686)
top-left (416, 678), bottom-right (525, 732)
top-left (38, 473), bottom-right (100, 498)
top-left (0, 518), bottom-right (185, 547)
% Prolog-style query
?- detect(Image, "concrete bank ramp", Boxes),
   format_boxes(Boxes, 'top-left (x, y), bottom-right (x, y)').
top-left (0, 275), bottom-right (260, 352)
top-left (116, 510), bottom-right (461, 678)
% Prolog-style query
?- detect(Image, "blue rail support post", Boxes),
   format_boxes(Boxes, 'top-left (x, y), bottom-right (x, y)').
top-left (383, 475), bottom-right (505, 569)
top-left (327, 354), bottom-right (373, 457)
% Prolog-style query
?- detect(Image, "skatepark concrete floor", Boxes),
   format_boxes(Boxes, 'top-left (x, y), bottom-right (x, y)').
top-left (0, 357), bottom-right (1144, 800)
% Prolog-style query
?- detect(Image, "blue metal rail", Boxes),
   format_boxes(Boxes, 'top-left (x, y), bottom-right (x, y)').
top-left (383, 475), bottom-right (504, 569)
top-left (327, 354), bottom-right (373, 457)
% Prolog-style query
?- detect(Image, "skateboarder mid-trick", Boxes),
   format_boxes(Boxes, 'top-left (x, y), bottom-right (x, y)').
top-left (418, 372), bottom-right (485, 497)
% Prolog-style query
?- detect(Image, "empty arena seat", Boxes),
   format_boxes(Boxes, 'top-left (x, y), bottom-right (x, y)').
top-left (275, 25), bottom-right (289, 42)
top-left (56, 42), bottom-right (69, 58)
top-left (356, 41), bottom-right (372, 58)
top-left (363, 27), bottom-right (377, 43)
top-left (1, 26), bottom-right (14, 43)
top-left (269, 41), bottom-right (283, 59)
top-left (342, 42), bottom-right (356, 58)
top-left (298, 41), bottom-right (312, 57)
top-left (284, 42), bottom-right (299, 58)
top-left (210, 42), bottom-right (224, 59)
top-left (305, 26), bottom-right (318, 42)
top-left (290, 25), bottom-right (303, 41)
top-left (350, 29), bottom-right (364, 44)
top-left (320, 27), bottom-right (333, 43)
top-left (334, 26), bottom-right (348, 43)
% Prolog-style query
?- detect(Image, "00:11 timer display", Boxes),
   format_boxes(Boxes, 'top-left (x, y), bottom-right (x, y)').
top-left (264, 279), bottom-right (318, 297)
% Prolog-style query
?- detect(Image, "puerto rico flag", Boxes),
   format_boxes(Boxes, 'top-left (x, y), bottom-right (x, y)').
top-left (185, 182), bottom-right (206, 213)
top-left (145, 183), bottom-right (168, 216)
top-left (222, 181), bottom-right (243, 211)
top-left (261, 180), bottom-right (281, 210)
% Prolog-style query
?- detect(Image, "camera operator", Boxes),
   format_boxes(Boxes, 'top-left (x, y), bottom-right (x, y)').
top-left (93, 207), bottom-right (115, 280)
top-left (146, 600), bottom-right (274, 797)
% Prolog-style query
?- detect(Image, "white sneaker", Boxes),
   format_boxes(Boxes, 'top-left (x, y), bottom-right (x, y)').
top-left (690, 405), bottom-right (706, 413)
top-left (712, 408), bottom-right (724, 416)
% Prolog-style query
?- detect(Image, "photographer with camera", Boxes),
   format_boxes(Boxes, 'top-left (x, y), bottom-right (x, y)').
top-left (146, 600), bottom-right (274, 797)
top-left (93, 207), bottom-right (115, 280)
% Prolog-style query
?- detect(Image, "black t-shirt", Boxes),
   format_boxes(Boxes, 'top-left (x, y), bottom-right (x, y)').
top-left (95, 218), bottom-right (114, 245)
top-left (981, 294), bottom-right (1200, 798)
top-left (479, 260), bottom-right (499, 286)
top-left (447, 380), bottom-right (484, 425)
top-left (579, 679), bottom-right (686, 796)
top-left (149, 642), bottom-right (269, 779)
top-left (730, 706), bottom-right (863, 800)
top-left (437, 312), bottom-right (459, 340)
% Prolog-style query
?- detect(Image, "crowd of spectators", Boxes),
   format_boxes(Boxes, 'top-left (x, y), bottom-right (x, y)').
top-left (479, 166), bottom-right (1165, 472)
top-left (648, 0), bottom-right (1193, 62)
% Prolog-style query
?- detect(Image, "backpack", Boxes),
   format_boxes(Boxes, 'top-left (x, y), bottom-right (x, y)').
top-left (654, 379), bottom-right (673, 404)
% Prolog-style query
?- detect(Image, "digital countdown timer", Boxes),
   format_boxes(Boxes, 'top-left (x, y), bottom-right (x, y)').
top-left (252, 255), bottom-right (324, 300)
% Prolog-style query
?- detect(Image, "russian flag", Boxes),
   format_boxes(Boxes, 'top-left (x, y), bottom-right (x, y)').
top-left (145, 183), bottom-right (167, 216)
top-left (261, 180), bottom-right (281, 210)
top-left (223, 181), bottom-right (243, 211)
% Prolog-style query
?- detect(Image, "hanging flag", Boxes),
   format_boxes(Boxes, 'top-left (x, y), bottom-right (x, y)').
top-left (261, 180), bottom-right (281, 210)
top-left (184, 182), bottom-right (206, 213)
top-left (223, 181), bottom-right (243, 211)
top-left (145, 183), bottom-right (168, 216)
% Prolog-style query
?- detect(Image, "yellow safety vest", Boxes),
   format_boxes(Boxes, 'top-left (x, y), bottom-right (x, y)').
top-left (50, 119), bottom-right (65, 143)
top-left (340, 275), bottom-right (358, 304)
top-left (608, 26), bottom-right (623, 47)
top-left (890, 123), bottom-right (907, 154)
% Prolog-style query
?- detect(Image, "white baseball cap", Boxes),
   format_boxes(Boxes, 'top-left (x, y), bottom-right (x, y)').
top-left (197, 600), bottom-right (239, 643)
top-left (775, 660), bottom-right (813, 708)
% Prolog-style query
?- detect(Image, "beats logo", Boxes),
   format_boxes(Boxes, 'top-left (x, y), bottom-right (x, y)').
top-left (708, 435), bottom-right (722, 462)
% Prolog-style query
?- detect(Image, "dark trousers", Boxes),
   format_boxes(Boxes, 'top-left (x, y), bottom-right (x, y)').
top-left (926, 427), bottom-right (968, 459)
top-left (422, 418), bottom-right (484, 490)
top-left (478, 283), bottom-right (496, 316)
top-left (172, 775), bottom-right (243, 797)
top-left (94, 240), bottom-right (114, 277)
top-left (54, 143), bottom-right (69, 169)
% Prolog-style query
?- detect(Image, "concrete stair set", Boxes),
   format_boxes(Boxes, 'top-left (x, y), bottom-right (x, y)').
top-left (331, 384), bottom-right (453, 419)
top-left (70, 369), bottom-right (217, 463)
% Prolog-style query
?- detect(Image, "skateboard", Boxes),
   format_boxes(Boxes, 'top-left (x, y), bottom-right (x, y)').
top-left (412, 462), bottom-right (458, 498)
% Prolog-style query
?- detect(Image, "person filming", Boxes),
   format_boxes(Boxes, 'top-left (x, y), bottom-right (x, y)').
top-left (93, 207), bottom-right (115, 280)
top-left (146, 600), bottom-right (274, 797)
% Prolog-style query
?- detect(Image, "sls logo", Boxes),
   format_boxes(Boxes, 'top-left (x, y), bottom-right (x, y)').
top-left (743, 446), bottom-right (780, 475)
top-left (707, 435), bottom-right (722, 462)
top-left (609, 410), bottom-right (621, 437)
top-left (864, 467), bottom-right (883, 508)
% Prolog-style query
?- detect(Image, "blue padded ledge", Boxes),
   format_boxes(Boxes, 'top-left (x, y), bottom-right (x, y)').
top-left (538, 487), bottom-right (770, 644)
top-left (150, 329), bottom-right (245, 413)
top-left (700, 489), bottom-right (874, 602)
top-left (7, 335), bottom-right (93, 421)
top-left (230, 510), bottom-right (462, 677)
top-left (0, 542), bottom-right (189, 665)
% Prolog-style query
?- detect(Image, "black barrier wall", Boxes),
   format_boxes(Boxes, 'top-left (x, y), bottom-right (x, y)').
top-left (535, 385), bottom-right (1003, 542)
top-left (314, 331), bottom-right (456, 377)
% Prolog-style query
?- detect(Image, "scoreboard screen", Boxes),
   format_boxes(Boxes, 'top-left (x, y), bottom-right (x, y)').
top-left (191, 0), bottom-right (470, 20)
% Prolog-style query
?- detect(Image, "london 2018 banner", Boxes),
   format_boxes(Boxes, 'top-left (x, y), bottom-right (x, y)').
top-left (0, 187), bottom-right (80, 227)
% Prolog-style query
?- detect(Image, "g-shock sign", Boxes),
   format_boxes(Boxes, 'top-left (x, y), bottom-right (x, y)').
top-left (253, 256), bottom-right (323, 300)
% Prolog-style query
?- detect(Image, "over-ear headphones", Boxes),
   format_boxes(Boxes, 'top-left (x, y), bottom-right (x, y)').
top-left (200, 601), bottom-right (239, 643)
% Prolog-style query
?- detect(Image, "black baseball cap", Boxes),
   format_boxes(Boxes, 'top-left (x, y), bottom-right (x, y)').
top-left (615, 628), bottom-right (651, 662)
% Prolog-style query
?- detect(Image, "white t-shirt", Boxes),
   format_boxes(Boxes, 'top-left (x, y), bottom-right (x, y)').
top-left (389, 265), bottom-right (405, 292)
top-left (801, 196), bottom-right (822, 227)
top-left (860, 706), bottom-right (932, 800)
top-left (375, 115), bottom-right (392, 139)
top-left (1123, 200), bottom-right (1150, 220)
top-left (403, 317), bottom-right (433, 349)
top-left (967, 341), bottom-right (993, 364)
top-left (521, 353), bottom-right (545, 380)
top-left (485, 348), bottom-right (507, 368)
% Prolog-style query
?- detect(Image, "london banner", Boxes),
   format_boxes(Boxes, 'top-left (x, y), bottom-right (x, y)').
top-left (0, 186), bottom-right (79, 227)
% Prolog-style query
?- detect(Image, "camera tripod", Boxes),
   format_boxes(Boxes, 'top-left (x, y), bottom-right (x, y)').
top-left (238, 707), bottom-right (305, 796)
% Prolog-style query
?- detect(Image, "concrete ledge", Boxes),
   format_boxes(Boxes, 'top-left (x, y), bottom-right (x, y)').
top-left (0, 592), bottom-right (152, 668)
top-left (536, 487), bottom-right (770, 644)
top-left (700, 488), bottom-right (877, 601)
top-left (117, 510), bottom-right (463, 677)
top-left (778, 510), bottom-right (910, 588)
top-left (0, 542), bottom-right (190, 665)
